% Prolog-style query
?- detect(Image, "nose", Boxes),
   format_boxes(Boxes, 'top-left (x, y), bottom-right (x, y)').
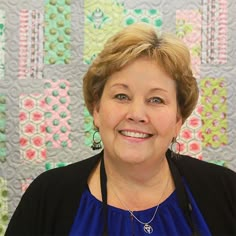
top-left (126, 99), bottom-right (148, 123)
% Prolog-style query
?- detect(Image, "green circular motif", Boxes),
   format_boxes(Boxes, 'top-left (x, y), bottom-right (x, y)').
top-left (49, 42), bottom-right (56, 50)
top-left (65, 0), bottom-right (71, 5)
top-left (57, 36), bottom-right (64, 43)
top-left (59, 97), bottom-right (67, 104)
top-left (67, 104), bottom-right (72, 110)
top-left (1, 214), bottom-right (8, 222)
top-left (53, 133), bottom-right (59, 141)
top-left (60, 112), bottom-right (67, 118)
top-left (46, 126), bottom-right (52, 133)
top-left (52, 90), bottom-right (59, 96)
top-left (64, 28), bottom-right (71, 35)
top-left (58, 162), bottom-right (67, 167)
top-left (49, 0), bottom-right (57, 5)
top-left (46, 141), bottom-right (52, 148)
top-left (53, 119), bottom-right (60, 126)
top-left (67, 119), bottom-right (72, 125)
top-left (134, 9), bottom-right (142, 14)
top-left (59, 83), bottom-right (67, 89)
top-left (149, 9), bottom-right (157, 15)
top-left (57, 21), bottom-right (65, 27)
top-left (155, 19), bottom-right (163, 27)
top-left (49, 58), bottom-right (56, 64)
top-left (126, 17), bottom-right (135, 25)
top-left (61, 141), bottom-right (68, 147)
top-left (64, 58), bottom-right (70, 64)
top-left (44, 82), bottom-right (51, 89)
top-left (45, 163), bottom-right (52, 171)
top-left (64, 43), bottom-right (71, 50)
top-left (57, 6), bottom-right (64, 13)
top-left (57, 51), bottom-right (64, 57)
top-left (45, 112), bottom-right (52, 118)
top-left (52, 104), bottom-right (59, 111)
top-left (49, 13), bottom-right (57, 20)
top-left (60, 126), bottom-right (67, 133)
top-left (45, 97), bottom-right (52, 104)
top-left (49, 28), bottom-right (57, 35)
top-left (65, 13), bottom-right (71, 20)
top-left (141, 18), bottom-right (149, 23)
top-left (1, 189), bottom-right (8, 197)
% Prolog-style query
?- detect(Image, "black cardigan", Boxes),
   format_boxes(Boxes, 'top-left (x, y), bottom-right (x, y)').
top-left (5, 151), bottom-right (236, 236)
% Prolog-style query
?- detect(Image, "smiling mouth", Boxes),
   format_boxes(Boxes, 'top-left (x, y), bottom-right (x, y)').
top-left (119, 130), bottom-right (153, 139)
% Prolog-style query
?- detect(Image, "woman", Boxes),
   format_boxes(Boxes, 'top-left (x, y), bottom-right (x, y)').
top-left (6, 23), bottom-right (236, 236)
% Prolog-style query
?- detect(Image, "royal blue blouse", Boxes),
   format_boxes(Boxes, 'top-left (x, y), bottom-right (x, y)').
top-left (69, 183), bottom-right (211, 236)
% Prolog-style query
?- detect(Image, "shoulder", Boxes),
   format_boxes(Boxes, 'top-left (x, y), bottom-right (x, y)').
top-left (171, 153), bottom-right (236, 198)
top-left (171, 153), bottom-right (236, 234)
top-left (26, 152), bottom-right (101, 197)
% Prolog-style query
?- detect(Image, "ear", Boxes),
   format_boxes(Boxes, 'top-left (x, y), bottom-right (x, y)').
top-left (175, 114), bottom-right (183, 137)
top-left (92, 103), bottom-right (100, 129)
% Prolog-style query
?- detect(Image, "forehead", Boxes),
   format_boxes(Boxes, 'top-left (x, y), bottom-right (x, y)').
top-left (105, 57), bottom-right (176, 91)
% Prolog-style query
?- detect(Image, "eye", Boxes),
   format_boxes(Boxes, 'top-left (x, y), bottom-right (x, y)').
top-left (114, 93), bottom-right (129, 101)
top-left (148, 97), bottom-right (164, 104)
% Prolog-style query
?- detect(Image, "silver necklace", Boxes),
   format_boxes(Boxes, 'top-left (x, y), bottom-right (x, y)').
top-left (111, 174), bottom-right (170, 234)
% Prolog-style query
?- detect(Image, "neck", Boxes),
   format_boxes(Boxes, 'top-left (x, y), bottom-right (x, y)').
top-left (104, 155), bottom-right (174, 210)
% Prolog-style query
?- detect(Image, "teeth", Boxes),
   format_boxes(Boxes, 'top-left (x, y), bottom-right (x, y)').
top-left (120, 131), bottom-right (151, 138)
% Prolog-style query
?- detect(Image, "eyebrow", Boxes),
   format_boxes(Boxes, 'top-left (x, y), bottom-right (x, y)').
top-left (110, 83), bottom-right (168, 93)
top-left (149, 87), bottom-right (168, 93)
top-left (110, 83), bottom-right (128, 89)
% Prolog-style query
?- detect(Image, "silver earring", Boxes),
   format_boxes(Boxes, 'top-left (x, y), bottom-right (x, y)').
top-left (170, 137), bottom-right (180, 158)
top-left (91, 130), bottom-right (102, 150)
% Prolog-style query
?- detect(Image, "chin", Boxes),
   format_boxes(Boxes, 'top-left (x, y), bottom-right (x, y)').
top-left (118, 153), bottom-right (148, 165)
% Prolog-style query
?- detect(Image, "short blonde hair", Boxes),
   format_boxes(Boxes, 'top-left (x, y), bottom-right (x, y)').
top-left (83, 23), bottom-right (199, 123)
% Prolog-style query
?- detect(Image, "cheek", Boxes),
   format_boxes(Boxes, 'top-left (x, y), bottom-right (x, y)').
top-left (152, 111), bottom-right (179, 133)
top-left (96, 104), bottom-right (119, 129)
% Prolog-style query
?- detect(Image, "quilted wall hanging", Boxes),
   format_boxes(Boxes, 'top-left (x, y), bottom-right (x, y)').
top-left (0, 0), bottom-right (236, 234)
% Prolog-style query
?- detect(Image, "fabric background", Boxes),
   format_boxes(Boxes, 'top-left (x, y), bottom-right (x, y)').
top-left (0, 0), bottom-right (236, 234)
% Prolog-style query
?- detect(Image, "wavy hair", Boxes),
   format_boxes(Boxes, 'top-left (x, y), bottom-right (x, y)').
top-left (83, 23), bottom-right (199, 123)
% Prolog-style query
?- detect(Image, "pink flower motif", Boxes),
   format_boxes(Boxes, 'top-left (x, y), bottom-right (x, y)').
top-left (197, 131), bottom-right (203, 140)
top-left (190, 142), bottom-right (200, 152)
top-left (24, 99), bottom-right (35, 109)
top-left (198, 154), bottom-right (203, 160)
top-left (26, 149), bottom-right (36, 160)
top-left (197, 105), bottom-right (203, 115)
top-left (177, 142), bottom-right (185, 152)
top-left (41, 149), bottom-right (47, 160)
top-left (182, 130), bottom-right (192, 140)
top-left (32, 111), bottom-right (43, 121)
top-left (32, 136), bottom-right (43, 147)
top-left (39, 99), bottom-right (46, 108)
top-left (20, 137), bottom-right (28, 146)
top-left (19, 112), bottom-right (27, 121)
top-left (25, 124), bottom-right (35, 133)
top-left (40, 124), bottom-right (46, 133)
top-left (189, 117), bottom-right (199, 127)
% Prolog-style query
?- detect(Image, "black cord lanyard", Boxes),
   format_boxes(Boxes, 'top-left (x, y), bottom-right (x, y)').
top-left (100, 155), bottom-right (198, 236)
top-left (100, 155), bottom-right (108, 236)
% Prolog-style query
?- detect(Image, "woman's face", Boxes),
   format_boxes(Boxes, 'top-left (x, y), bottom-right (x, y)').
top-left (93, 57), bottom-right (182, 165)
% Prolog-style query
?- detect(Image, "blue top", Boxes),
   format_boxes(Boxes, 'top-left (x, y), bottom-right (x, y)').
top-left (69, 183), bottom-right (211, 236)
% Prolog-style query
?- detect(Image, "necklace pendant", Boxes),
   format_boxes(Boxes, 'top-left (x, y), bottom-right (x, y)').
top-left (143, 224), bottom-right (153, 234)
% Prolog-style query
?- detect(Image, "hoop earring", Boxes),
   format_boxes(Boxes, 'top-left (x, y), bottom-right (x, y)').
top-left (91, 130), bottom-right (102, 150)
top-left (170, 137), bottom-right (180, 158)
